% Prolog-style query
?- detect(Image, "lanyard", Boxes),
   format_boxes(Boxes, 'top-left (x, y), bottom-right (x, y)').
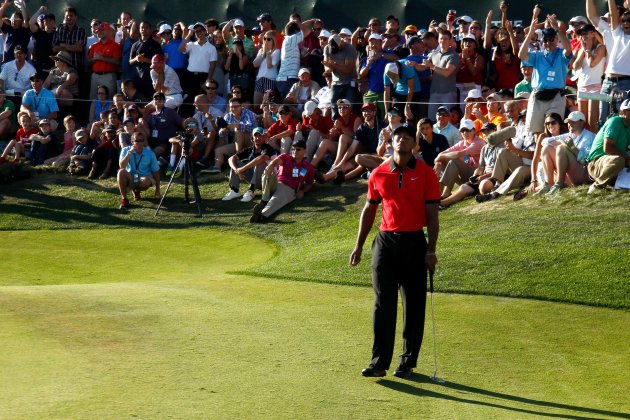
top-left (132, 152), bottom-right (144, 173)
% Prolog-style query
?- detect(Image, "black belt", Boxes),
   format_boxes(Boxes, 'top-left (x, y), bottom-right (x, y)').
top-left (189, 71), bottom-right (208, 76)
top-left (605, 75), bottom-right (630, 82)
top-left (93, 71), bottom-right (115, 75)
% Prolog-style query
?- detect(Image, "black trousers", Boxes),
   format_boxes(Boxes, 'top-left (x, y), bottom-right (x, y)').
top-left (370, 230), bottom-right (428, 370)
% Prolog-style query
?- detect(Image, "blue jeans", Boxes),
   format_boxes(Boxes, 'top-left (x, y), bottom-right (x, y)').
top-left (599, 77), bottom-right (630, 127)
top-left (277, 78), bottom-right (298, 101)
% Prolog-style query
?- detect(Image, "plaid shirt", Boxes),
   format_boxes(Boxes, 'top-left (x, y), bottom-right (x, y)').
top-left (223, 108), bottom-right (257, 133)
top-left (52, 24), bottom-right (87, 69)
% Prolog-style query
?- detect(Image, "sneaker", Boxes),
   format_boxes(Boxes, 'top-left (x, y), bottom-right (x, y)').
top-left (222, 190), bottom-right (242, 201)
top-left (533, 184), bottom-right (551, 196)
top-left (132, 188), bottom-right (141, 201)
top-left (333, 171), bottom-right (345, 185)
top-left (546, 183), bottom-right (565, 196)
top-left (587, 183), bottom-right (606, 194)
top-left (475, 193), bottom-right (495, 203)
top-left (119, 197), bottom-right (130, 210)
top-left (165, 165), bottom-right (174, 177)
top-left (241, 190), bottom-right (254, 202)
top-left (201, 166), bottom-right (221, 174)
top-left (174, 168), bottom-right (183, 178)
top-left (250, 202), bottom-right (266, 223)
top-left (195, 157), bottom-right (209, 167)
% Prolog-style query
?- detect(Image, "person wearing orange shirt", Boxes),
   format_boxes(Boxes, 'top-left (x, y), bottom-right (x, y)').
top-left (87, 22), bottom-right (121, 100)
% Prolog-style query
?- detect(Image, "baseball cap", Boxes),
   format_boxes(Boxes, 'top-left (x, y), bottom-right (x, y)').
top-left (97, 22), bottom-right (113, 32)
top-left (329, 34), bottom-right (341, 46)
top-left (29, 72), bottom-right (45, 81)
top-left (257, 13), bottom-right (272, 22)
top-left (404, 24), bottom-right (418, 34)
top-left (436, 106), bottom-right (450, 114)
top-left (193, 22), bottom-right (205, 30)
top-left (74, 129), bottom-right (87, 140)
top-left (465, 89), bottom-right (482, 101)
top-left (387, 106), bottom-right (402, 116)
top-left (233, 18), bottom-right (245, 27)
top-left (336, 98), bottom-right (351, 106)
top-left (150, 54), bottom-right (166, 69)
top-left (339, 28), bottom-right (352, 37)
top-left (123, 118), bottom-right (135, 125)
top-left (38, 118), bottom-right (51, 126)
top-left (361, 102), bottom-right (376, 112)
top-left (462, 34), bottom-right (477, 44)
top-left (620, 99), bottom-right (630, 111)
top-left (298, 68), bottom-right (310, 77)
top-left (569, 16), bottom-right (589, 25)
top-left (565, 111), bottom-right (586, 122)
top-left (515, 91), bottom-right (531, 100)
top-left (278, 104), bottom-right (291, 114)
top-left (541, 28), bottom-right (557, 40)
top-left (252, 127), bottom-right (265, 136)
top-left (157, 23), bottom-right (172, 34)
top-left (319, 29), bottom-right (331, 38)
top-left (368, 33), bottom-right (382, 41)
top-left (292, 139), bottom-right (307, 148)
top-left (14, 44), bottom-right (26, 54)
top-left (576, 24), bottom-right (596, 35)
top-left (406, 35), bottom-right (422, 47)
top-left (127, 104), bottom-right (139, 111)
top-left (486, 92), bottom-right (502, 102)
top-left (103, 124), bottom-right (117, 132)
top-left (304, 101), bottom-right (318, 116)
top-left (456, 15), bottom-right (473, 24)
top-left (460, 119), bottom-right (475, 131)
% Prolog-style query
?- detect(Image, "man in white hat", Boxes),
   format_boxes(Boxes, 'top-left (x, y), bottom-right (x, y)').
top-left (285, 67), bottom-right (320, 113)
top-left (322, 33), bottom-right (359, 118)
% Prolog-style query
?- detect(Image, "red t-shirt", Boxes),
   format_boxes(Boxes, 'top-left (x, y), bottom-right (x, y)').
top-left (302, 115), bottom-right (334, 134)
top-left (88, 38), bottom-right (122, 73)
top-left (277, 153), bottom-right (315, 191)
top-left (368, 156), bottom-right (441, 232)
top-left (15, 126), bottom-right (39, 147)
top-left (268, 117), bottom-right (298, 139)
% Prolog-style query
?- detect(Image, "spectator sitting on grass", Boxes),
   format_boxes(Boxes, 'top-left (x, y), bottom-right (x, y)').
top-left (433, 119), bottom-right (485, 199)
top-left (144, 91), bottom-right (183, 162)
top-left (293, 100), bottom-right (334, 162)
top-left (117, 131), bottom-right (161, 210)
top-left (221, 127), bottom-right (275, 203)
top-left (532, 112), bottom-right (568, 195)
top-left (586, 98), bottom-right (630, 194)
top-left (264, 104), bottom-right (297, 153)
top-left (44, 114), bottom-right (77, 167)
top-left (0, 88), bottom-right (16, 141)
top-left (21, 72), bottom-right (59, 131)
top-left (433, 106), bottom-right (460, 147)
top-left (68, 129), bottom-right (94, 175)
top-left (89, 124), bottom-right (119, 180)
top-left (0, 111), bottom-right (38, 163)
top-left (539, 111), bottom-right (595, 195)
top-left (29, 118), bottom-right (59, 165)
top-left (416, 117), bottom-right (450, 168)
top-left (250, 138), bottom-right (315, 223)
top-left (440, 122), bottom-right (505, 209)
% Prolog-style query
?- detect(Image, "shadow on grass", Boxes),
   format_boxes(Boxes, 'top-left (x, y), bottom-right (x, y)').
top-left (378, 376), bottom-right (629, 419)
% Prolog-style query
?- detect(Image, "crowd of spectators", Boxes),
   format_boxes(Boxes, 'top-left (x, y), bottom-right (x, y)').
top-left (0, 0), bottom-right (629, 217)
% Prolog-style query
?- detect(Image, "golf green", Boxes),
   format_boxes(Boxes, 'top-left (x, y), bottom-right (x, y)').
top-left (1, 229), bottom-right (628, 418)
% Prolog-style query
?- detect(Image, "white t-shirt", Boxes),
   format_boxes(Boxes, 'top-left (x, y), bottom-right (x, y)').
top-left (597, 21), bottom-right (630, 76)
top-left (276, 31), bottom-right (304, 81)
top-left (255, 49), bottom-right (280, 80)
top-left (185, 41), bottom-right (218, 73)
top-left (150, 65), bottom-right (183, 95)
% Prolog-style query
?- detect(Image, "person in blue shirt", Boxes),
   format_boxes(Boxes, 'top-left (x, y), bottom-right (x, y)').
top-left (518, 6), bottom-right (573, 194)
top-left (383, 59), bottom-right (421, 125)
top-left (20, 72), bottom-right (59, 129)
top-left (359, 33), bottom-right (389, 121)
top-left (117, 131), bottom-right (161, 209)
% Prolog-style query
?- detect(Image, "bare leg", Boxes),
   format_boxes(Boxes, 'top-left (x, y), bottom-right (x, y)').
top-left (555, 143), bottom-right (570, 186)
top-left (540, 144), bottom-right (557, 185)
top-left (310, 138), bottom-right (337, 168)
top-left (440, 184), bottom-right (474, 206)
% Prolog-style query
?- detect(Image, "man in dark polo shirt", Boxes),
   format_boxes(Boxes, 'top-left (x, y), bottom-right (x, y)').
top-left (350, 125), bottom-right (440, 379)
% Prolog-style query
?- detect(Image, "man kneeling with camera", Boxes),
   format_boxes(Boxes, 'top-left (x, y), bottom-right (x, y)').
top-left (117, 132), bottom-right (161, 210)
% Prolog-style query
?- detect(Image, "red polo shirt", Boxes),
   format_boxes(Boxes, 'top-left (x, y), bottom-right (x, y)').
top-left (88, 38), bottom-right (122, 73)
top-left (368, 156), bottom-right (441, 232)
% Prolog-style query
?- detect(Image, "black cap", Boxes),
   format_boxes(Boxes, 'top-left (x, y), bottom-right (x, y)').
top-left (292, 139), bottom-right (307, 148)
top-left (257, 13), bottom-right (272, 22)
top-left (541, 27), bottom-right (557, 40)
top-left (406, 35), bottom-right (422, 47)
top-left (278, 104), bottom-right (291, 114)
top-left (14, 44), bottom-right (26, 54)
top-left (481, 122), bottom-right (497, 132)
top-left (29, 72), bottom-right (45, 81)
top-left (576, 24), bottom-right (596, 35)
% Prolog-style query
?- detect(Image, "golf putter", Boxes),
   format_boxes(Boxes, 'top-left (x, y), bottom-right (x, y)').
top-left (429, 269), bottom-right (445, 383)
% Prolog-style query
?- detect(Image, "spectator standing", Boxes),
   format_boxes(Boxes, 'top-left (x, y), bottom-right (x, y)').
top-left (0, 0), bottom-right (31, 64)
top-left (424, 30), bottom-right (460, 118)
top-left (87, 22), bottom-right (121, 100)
top-left (52, 7), bottom-right (87, 73)
top-left (129, 21), bottom-right (163, 98)
top-left (323, 34), bottom-right (359, 118)
top-left (572, 24), bottom-right (606, 130)
top-left (179, 22), bottom-right (217, 100)
top-left (276, 19), bottom-right (313, 99)
top-left (29, 7), bottom-right (56, 73)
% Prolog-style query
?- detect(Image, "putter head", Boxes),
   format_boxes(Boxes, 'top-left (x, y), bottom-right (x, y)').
top-left (430, 374), bottom-right (445, 384)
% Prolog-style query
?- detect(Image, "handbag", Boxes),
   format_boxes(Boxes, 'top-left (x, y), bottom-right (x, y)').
top-left (534, 88), bottom-right (560, 102)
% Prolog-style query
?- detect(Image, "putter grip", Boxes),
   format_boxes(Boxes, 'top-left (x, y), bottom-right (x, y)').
top-left (429, 270), bottom-right (434, 293)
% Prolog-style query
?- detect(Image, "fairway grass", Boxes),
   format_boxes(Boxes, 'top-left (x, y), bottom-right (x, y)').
top-left (0, 230), bottom-right (628, 418)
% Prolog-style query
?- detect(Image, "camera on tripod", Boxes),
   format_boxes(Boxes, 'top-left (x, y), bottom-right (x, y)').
top-left (175, 127), bottom-right (196, 154)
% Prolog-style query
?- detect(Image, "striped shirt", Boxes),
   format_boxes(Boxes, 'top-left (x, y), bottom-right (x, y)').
top-left (223, 107), bottom-right (257, 133)
top-left (276, 32), bottom-right (304, 82)
top-left (52, 24), bottom-right (87, 69)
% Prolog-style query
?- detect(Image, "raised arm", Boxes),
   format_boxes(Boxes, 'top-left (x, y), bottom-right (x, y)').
top-left (586, 0), bottom-right (601, 27)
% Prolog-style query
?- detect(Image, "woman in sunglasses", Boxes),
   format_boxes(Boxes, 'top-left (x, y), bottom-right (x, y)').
top-left (253, 30), bottom-right (280, 111)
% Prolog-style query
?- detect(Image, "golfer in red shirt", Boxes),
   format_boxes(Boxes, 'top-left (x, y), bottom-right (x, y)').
top-left (350, 125), bottom-right (440, 378)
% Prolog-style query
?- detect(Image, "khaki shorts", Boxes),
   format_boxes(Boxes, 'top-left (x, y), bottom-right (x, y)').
top-left (525, 93), bottom-right (566, 134)
top-left (126, 174), bottom-right (156, 191)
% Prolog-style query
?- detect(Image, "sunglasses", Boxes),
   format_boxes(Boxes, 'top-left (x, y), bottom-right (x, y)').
top-left (436, 112), bottom-right (449, 117)
top-left (460, 128), bottom-right (472, 133)
top-left (338, 105), bottom-right (350, 109)
top-left (313, 27), bottom-right (322, 31)
top-left (470, 26), bottom-right (482, 30)
top-left (205, 86), bottom-right (218, 90)
top-left (292, 147), bottom-right (305, 151)
top-left (133, 139), bottom-right (144, 143)
top-left (622, 18), bottom-right (630, 23)
top-left (264, 37), bottom-right (273, 41)
top-left (545, 120), bottom-right (559, 125)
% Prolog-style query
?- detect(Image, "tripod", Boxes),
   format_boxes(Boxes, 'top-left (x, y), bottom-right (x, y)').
top-left (155, 148), bottom-right (203, 217)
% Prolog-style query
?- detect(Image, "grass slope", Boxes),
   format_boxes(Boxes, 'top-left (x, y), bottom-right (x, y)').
top-left (1, 172), bottom-right (628, 308)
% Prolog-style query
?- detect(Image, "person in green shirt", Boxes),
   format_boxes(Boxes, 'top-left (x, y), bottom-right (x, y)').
top-left (586, 99), bottom-right (630, 192)
top-left (514, 62), bottom-right (533, 96)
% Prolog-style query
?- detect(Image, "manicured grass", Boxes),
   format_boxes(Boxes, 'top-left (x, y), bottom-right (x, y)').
top-left (1, 263), bottom-right (628, 418)
top-left (1, 172), bottom-right (629, 308)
